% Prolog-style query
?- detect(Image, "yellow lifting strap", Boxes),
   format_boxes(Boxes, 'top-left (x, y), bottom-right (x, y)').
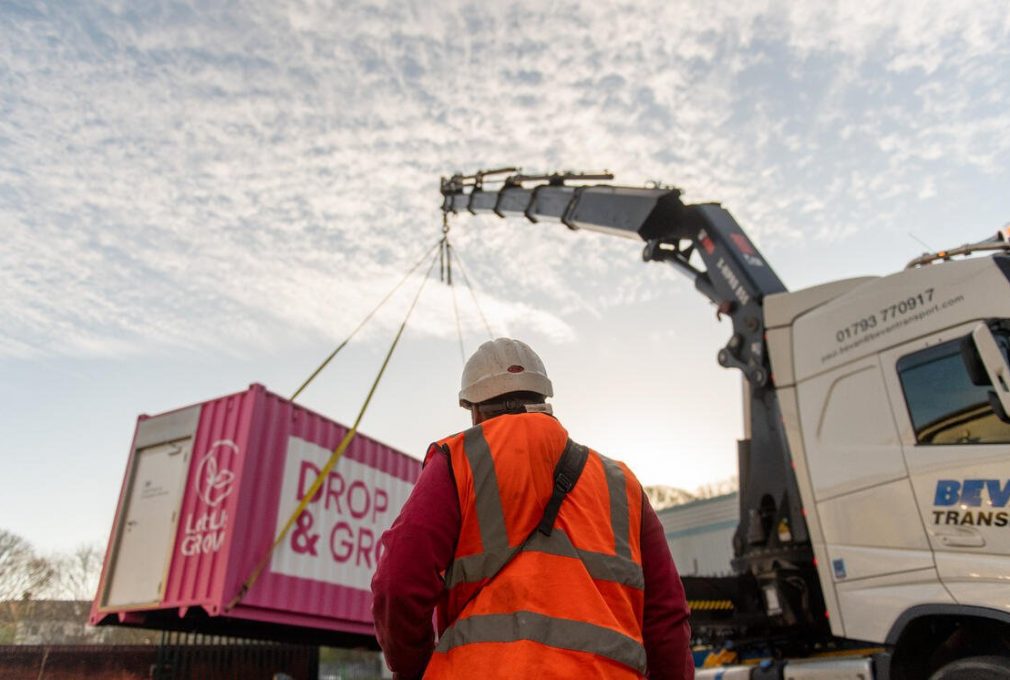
top-left (227, 246), bottom-right (441, 610)
top-left (289, 240), bottom-right (441, 401)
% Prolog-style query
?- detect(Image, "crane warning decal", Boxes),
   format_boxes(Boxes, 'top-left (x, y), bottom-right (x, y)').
top-left (729, 233), bottom-right (765, 267)
top-left (715, 257), bottom-right (751, 306)
top-left (269, 436), bottom-right (414, 590)
top-left (699, 229), bottom-right (716, 255)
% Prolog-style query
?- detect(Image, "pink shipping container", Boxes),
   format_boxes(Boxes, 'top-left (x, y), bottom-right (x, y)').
top-left (90, 384), bottom-right (421, 645)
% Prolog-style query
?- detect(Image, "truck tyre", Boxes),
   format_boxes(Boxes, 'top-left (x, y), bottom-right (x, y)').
top-left (929, 656), bottom-right (1010, 680)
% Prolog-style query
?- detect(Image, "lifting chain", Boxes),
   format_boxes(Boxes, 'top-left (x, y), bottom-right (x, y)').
top-left (439, 212), bottom-right (453, 286)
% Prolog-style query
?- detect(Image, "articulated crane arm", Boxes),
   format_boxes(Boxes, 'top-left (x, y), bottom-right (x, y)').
top-left (441, 169), bottom-right (786, 386)
top-left (441, 169), bottom-right (831, 648)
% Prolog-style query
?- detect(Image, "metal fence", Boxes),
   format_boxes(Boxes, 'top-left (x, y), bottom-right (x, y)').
top-left (152, 630), bottom-right (319, 680)
top-left (318, 647), bottom-right (386, 680)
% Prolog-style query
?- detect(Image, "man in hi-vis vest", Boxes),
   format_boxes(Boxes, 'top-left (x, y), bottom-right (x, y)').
top-left (372, 338), bottom-right (693, 679)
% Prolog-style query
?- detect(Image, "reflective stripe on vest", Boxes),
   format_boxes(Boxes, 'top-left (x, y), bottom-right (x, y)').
top-left (461, 426), bottom-right (509, 556)
top-left (601, 455), bottom-right (632, 560)
top-left (435, 610), bottom-right (648, 674)
top-left (446, 528), bottom-right (644, 589)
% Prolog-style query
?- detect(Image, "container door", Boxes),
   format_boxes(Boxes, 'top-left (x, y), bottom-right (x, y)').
top-left (105, 438), bottom-right (191, 607)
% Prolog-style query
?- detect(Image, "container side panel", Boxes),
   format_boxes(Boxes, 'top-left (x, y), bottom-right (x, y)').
top-left (205, 387), bottom-right (260, 611)
top-left (226, 391), bottom-right (420, 629)
top-left (222, 384), bottom-right (285, 607)
top-left (163, 390), bottom-right (253, 613)
top-left (268, 436), bottom-right (415, 588)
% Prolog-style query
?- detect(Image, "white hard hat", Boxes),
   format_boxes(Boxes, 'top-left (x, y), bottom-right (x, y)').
top-left (459, 338), bottom-right (554, 407)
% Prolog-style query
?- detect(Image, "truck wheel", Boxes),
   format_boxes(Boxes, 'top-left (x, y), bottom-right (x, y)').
top-left (930, 656), bottom-right (1010, 680)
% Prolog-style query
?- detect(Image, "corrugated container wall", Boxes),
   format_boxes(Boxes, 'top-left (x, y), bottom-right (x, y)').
top-left (658, 493), bottom-right (739, 577)
top-left (90, 384), bottom-right (421, 645)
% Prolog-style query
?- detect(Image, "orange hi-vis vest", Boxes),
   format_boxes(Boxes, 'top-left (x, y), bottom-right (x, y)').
top-left (422, 412), bottom-right (647, 679)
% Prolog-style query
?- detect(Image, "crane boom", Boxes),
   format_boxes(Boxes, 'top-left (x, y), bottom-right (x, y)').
top-left (441, 172), bottom-right (786, 386)
top-left (440, 169), bottom-right (827, 646)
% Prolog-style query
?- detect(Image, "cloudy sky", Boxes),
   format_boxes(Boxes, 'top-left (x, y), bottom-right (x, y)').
top-left (2, 0), bottom-right (1009, 552)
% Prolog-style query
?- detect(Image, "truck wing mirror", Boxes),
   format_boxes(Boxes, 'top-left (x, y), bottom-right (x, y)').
top-left (970, 323), bottom-right (1010, 422)
top-left (960, 334), bottom-right (990, 386)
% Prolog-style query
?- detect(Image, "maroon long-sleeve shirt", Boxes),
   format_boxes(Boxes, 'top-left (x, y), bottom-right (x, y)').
top-left (371, 447), bottom-right (694, 680)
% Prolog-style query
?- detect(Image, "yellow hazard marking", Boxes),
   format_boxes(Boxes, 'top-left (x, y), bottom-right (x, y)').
top-left (702, 649), bottom-right (739, 667)
top-left (811, 646), bottom-right (887, 659)
top-left (688, 599), bottom-right (734, 611)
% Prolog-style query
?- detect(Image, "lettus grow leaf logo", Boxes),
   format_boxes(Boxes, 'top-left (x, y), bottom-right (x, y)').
top-left (194, 440), bottom-right (238, 507)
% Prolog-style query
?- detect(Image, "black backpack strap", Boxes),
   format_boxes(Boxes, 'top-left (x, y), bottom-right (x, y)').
top-left (538, 438), bottom-right (589, 536)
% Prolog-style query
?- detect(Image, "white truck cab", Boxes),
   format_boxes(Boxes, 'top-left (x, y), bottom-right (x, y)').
top-left (766, 255), bottom-right (1010, 677)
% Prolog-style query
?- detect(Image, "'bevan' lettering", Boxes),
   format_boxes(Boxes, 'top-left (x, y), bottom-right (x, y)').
top-left (933, 479), bottom-right (1010, 507)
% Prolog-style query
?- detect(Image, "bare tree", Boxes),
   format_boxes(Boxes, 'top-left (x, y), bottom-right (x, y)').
top-left (0, 529), bottom-right (58, 642)
top-left (0, 529), bottom-right (56, 602)
top-left (54, 543), bottom-right (103, 601)
top-left (643, 485), bottom-right (696, 510)
top-left (694, 475), bottom-right (739, 500)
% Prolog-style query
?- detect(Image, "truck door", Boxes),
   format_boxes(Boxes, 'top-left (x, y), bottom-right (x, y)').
top-left (796, 355), bottom-right (947, 642)
top-left (881, 321), bottom-right (1010, 608)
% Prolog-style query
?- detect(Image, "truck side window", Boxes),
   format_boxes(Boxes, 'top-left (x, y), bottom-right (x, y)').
top-left (897, 337), bottom-right (1010, 445)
